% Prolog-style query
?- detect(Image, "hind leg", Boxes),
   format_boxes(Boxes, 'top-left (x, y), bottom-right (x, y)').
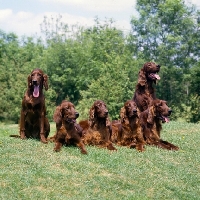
top-left (44, 117), bottom-right (50, 138)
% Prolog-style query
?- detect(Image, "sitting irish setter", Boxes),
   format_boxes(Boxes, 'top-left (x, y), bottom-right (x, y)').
top-left (10, 69), bottom-right (50, 143)
top-left (79, 100), bottom-right (117, 151)
top-left (133, 62), bottom-right (161, 112)
top-left (139, 99), bottom-right (179, 150)
top-left (51, 100), bottom-right (87, 154)
top-left (111, 100), bottom-right (145, 151)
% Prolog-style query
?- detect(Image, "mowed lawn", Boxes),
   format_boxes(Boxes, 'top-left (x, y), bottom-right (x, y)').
top-left (0, 121), bottom-right (199, 200)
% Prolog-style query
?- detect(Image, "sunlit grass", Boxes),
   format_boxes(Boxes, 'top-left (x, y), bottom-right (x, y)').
top-left (0, 122), bottom-right (200, 199)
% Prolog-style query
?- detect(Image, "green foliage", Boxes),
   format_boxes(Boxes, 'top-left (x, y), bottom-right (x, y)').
top-left (130, 0), bottom-right (198, 67)
top-left (189, 95), bottom-right (200, 123)
top-left (189, 64), bottom-right (200, 95)
top-left (156, 66), bottom-right (185, 106)
top-left (1, 1), bottom-right (200, 123)
top-left (76, 21), bottom-right (139, 120)
top-left (77, 65), bottom-right (134, 120)
top-left (0, 32), bottom-right (45, 123)
top-left (169, 95), bottom-right (200, 123)
top-left (129, 0), bottom-right (200, 113)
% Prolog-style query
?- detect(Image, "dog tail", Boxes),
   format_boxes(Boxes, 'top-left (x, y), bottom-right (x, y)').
top-left (10, 134), bottom-right (21, 138)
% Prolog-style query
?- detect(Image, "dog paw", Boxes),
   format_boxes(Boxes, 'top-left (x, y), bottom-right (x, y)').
top-left (81, 149), bottom-right (88, 154)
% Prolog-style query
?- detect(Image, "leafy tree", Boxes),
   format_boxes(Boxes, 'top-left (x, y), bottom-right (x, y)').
top-left (129, 0), bottom-right (200, 108)
top-left (0, 30), bottom-right (45, 123)
top-left (77, 57), bottom-right (138, 120)
top-left (40, 17), bottom-right (140, 112)
top-left (76, 20), bottom-right (141, 120)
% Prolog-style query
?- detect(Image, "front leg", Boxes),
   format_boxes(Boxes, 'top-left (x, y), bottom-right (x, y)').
top-left (54, 141), bottom-right (63, 152)
top-left (106, 141), bottom-right (117, 150)
top-left (40, 111), bottom-right (48, 143)
top-left (54, 134), bottom-right (65, 152)
top-left (19, 109), bottom-right (26, 139)
top-left (105, 126), bottom-right (117, 151)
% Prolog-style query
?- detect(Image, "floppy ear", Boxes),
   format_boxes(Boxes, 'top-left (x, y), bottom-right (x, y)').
top-left (138, 69), bottom-right (146, 86)
top-left (89, 105), bottom-right (95, 127)
top-left (53, 105), bottom-right (62, 125)
top-left (43, 74), bottom-right (48, 91)
top-left (27, 74), bottom-right (32, 89)
top-left (105, 116), bottom-right (111, 127)
top-left (120, 107), bottom-right (129, 125)
top-left (147, 106), bottom-right (155, 124)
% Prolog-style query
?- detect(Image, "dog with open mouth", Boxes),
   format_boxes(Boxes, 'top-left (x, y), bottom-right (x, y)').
top-left (139, 99), bottom-right (179, 150)
top-left (10, 68), bottom-right (50, 143)
top-left (51, 100), bottom-right (87, 154)
top-left (133, 62), bottom-right (161, 112)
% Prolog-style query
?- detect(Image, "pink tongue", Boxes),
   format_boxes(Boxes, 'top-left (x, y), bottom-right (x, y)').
top-left (155, 74), bottom-right (160, 80)
top-left (33, 85), bottom-right (39, 97)
top-left (164, 117), bottom-right (169, 123)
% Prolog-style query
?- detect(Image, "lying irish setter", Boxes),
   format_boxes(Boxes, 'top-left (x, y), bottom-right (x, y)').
top-left (51, 100), bottom-right (87, 154)
top-left (139, 99), bottom-right (179, 150)
top-left (79, 100), bottom-right (117, 151)
top-left (10, 68), bottom-right (50, 143)
top-left (111, 100), bottom-right (145, 151)
top-left (133, 62), bottom-right (161, 112)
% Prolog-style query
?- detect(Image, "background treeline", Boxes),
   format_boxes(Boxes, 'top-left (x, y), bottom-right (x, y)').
top-left (0, 0), bottom-right (200, 124)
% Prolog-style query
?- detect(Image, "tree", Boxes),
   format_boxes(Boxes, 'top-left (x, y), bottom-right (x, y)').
top-left (129, 0), bottom-right (200, 109)
top-left (0, 30), bottom-right (45, 123)
top-left (76, 20), bottom-right (140, 120)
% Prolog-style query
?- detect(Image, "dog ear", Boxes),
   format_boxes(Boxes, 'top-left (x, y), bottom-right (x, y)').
top-left (138, 69), bottom-right (146, 86)
top-left (53, 105), bottom-right (62, 125)
top-left (120, 107), bottom-right (129, 125)
top-left (89, 105), bottom-right (95, 127)
top-left (147, 106), bottom-right (155, 124)
top-left (43, 74), bottom-right (49, 91)
top-left (27, 74), bottom-right (32, 88)
top-left (105, 116), bottom-right (111, 127)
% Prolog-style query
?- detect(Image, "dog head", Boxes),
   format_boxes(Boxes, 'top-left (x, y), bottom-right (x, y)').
top-left (53, 100), bottom-right (79, 125)
top-left (147, 99), bottom-right (172, 124)
top-left (120, 100), bottom-right (138, 125)
top-left (138, 62), bottom-right (161, 86)
top-left (27, 68), bottom-right (48, 97)
top-left (89, 100), bottom-right (110, 127)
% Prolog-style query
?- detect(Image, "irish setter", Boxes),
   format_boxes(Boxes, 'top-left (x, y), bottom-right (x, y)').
top-left (111, 100), bottom-right (145, 151)
top-left (79, 100), bottom-right (117, 151)
top-left (51, 100), bottom-right (87, 154)
top-left (10, 69), bottom-right (50, 143)
top-left (133, 62), bottom-right (161, 112)
top-left (139, 99), bottom-right (179, 150)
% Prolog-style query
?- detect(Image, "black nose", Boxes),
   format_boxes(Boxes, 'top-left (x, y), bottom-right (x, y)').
top-left (133, 109), bottom-right (137, 113)
top-left (168, 109), bottom-right (172, 115)
top-left (105, 111), bottom-right (108, 116)
top-left (32, 80), bottom-right (37, 85)
top-left (75, 112), bottom-right (79, 119)
top-left (157, 65), bottom-right (161, 68)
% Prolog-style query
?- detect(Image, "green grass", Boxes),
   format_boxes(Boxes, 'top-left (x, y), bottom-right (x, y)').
top-left (0, 122), bottom-right (200, 200)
